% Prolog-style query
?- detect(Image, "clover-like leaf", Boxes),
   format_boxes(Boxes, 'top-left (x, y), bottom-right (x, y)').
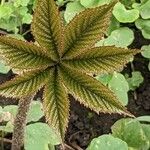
top-left (141, 45), bottom-right (150, 58)
top-left (107, 15), bottom-right (120, 35)
top-left (0, 0), bottom-right (139, 140)
top-left (108, 72), bottom-right (129, 106)
top-left (96, 27), bottom-right (134, 48)
top-left (135, 19), bottom-right (150, 39)
top-left (80, 0), bottom-right (112, 8)
top-left (64, 1), bottom-right (85, 23)
top-left (24, 123), bottom-right (61, 150)
top-left (113, 2), bottom-right (139, 23)
top-left (126, 71), bottom-right (144, 91)
top-left (27, 100), bottom-right (44, 123)
top-left (0, 60), bottom-right (10, 74)
top-left (0, 5), bottom-right (13, 19)
top-left (87, 134), bottom-right (128, 150)
top-left (139, 0), bottom-right (150, 19)
top-left (14, 0), bottom-right (30, 7)
top-left (96, 72), bottom-right (129, 106)
top-left (120, 0), bottom-right (136, 8)
top-left (111, 118), bottom-right (150, 149)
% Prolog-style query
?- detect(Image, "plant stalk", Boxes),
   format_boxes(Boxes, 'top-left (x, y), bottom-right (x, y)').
top-left (1, 131), bottom-right (4, 150)
top-left (11, 96), bottom-right (33, 150)
top-left (1, 0), bottom-right (5, 5)
top-left (130, 62), bottom-right (137, 100)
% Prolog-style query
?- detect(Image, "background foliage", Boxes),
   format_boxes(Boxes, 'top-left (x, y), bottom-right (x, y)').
top-left (0, 0), bottom-right (149, 149)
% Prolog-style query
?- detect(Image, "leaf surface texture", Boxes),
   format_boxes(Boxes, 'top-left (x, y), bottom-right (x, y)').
top-left (32, 0), bottom-right (64, 59)
top-left (63, 2), bottom-right (116, 58)
top-left (43, 68), bottom-right (69, 138)
top-left (63, 46), bottom-right (138, 74)
top-left (0, 68), bottom-right (50, 98)
top-left (0, 36), bottom-right (53, 71)
top-left (59, 64), bottom-right (131, 116)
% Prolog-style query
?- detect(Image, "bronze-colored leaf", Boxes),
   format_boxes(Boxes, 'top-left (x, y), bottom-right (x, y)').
top-left (63, 46), bottom-right (139, 74)
top-left (0, 68), bottom-right (51, 98)
top-left (0, 36), bottom-right (54, 71)
top-left (43, 67), bottom-right (69, 139)
top-left (32, 0), bottom-right (64, 59)
top-left (63, 1), bottom-right (116, 58)
top-left (59, 64), bottom-right (132, 117)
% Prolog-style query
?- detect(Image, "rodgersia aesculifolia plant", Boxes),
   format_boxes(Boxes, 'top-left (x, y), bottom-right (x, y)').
top-left (0, 0), bottom-right (138, 139)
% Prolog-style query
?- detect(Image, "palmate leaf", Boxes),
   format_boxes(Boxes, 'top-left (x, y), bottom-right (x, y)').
top-left (43, 67), bottom-right (69, 139)
top-left (32, 0), bottom-right (64, 59)
top-left (59, 64), bottom-right (132, 116)
top-left (0, 68), bottom-right (50, 98)
top-left (63, 1), bottom-right (116, 58)
top-left (0, 0), bottom-right (139, 142)
top-left (0, 36), bottom-right (54, 71)
top-left (63, 46), bottom-right (139, 74)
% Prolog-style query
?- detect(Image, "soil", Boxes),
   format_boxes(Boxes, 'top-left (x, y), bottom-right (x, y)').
top-left (0, 28), bottom-right (150, 150)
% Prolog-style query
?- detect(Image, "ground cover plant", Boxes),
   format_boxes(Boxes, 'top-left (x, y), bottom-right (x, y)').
top-left (0, 0), bottom-right (149, 150)
top-left (87, 116), bottom-right (150, 150)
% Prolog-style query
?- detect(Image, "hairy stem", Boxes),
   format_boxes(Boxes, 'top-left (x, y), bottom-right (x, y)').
top-left (1, 0), bottom-right (5, 5)
top-left (11, 96), bottom-right (33, 150)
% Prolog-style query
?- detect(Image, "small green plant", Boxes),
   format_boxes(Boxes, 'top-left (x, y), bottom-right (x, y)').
top-left (96, 72), bottom-right (129, 106)
top-left (87, 116), bottom-right (150, 150)
top-left (113, 0), bottom-right (150, 39)
top-left (87, 134), bottom-right (128, 150)
top-left (0, 0), bottom-right (37, 74)
top-left (141, 45), bottom-right (150, 70)
top-left (0, 0), bottom-right (138, 141)
top-left (0, 0), bottom-right (34, 34)
top-left (96, 71), bottom-right (144, 106)
top-left (0, 101), bottom-right (61, 150)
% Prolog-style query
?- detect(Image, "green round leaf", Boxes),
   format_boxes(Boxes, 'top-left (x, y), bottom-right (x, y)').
top-left (108, 72), bottom-right (129, 106)
top-left (139, 0), bottom-right (150, 19)
top-left (64, 1), bottom-right (85, 23)
top-left (24, 123), bottom-right (61, 150)
top-left (132, 3), bottom-right (141, 9)
top-left (96, 74), bottom-right (113, 86)
top-left (120, 0), bottom-right (136, 8)
top-left (142, 124), bottom-right (150, 143)
top-left (126, 71), bottom-right (144, 91)
top-left (113, 2), bottom-right (139, 23)
top-left (0, 5), bottom-right (13, 19)
top-left (27, 101), bottom-right (44, 123)
top-left (0, 18), bottom-right (19, 33)
top-left (111, 118), bottom-right (149, 150)
top-left (3, 105), bottom-right (18, 117)
top-left (80, 0), bottom-right (112, 8)
top-left (97, 27), bottom-right (134, 48)
top-left (0, 121), bottom-right (14, 133)
top-left (107, 15), bottom-right (120, 35)
top-left (141, 45), bottom-right (150, 58)
top-left (135, 19), bottom-right (150, 39)
top-left (14, 0), bottom-right (31, 7)
top-left (87, 134), bottom-right (128, 150)
top-left (22, 13), bottom-right (32, 24)
top-left (0, 60), bottom-right (10, 74)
